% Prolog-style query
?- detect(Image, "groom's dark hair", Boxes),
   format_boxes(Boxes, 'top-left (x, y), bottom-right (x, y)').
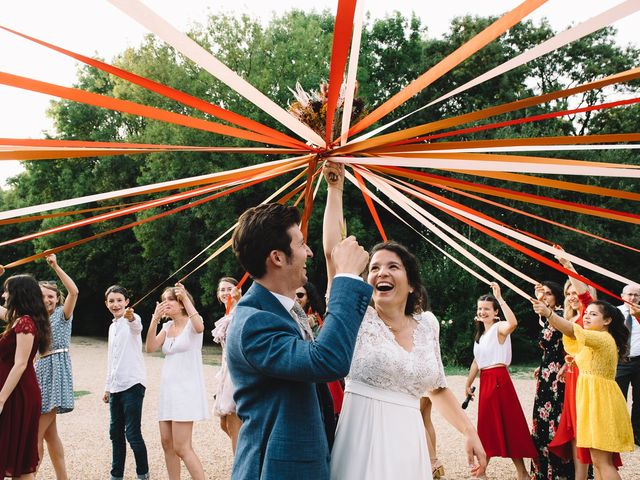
top-left (233, 203), bottom-right (301, 279)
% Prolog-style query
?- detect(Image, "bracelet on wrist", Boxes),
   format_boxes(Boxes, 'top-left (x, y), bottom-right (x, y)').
top-left (188, 312), bottom-right (200, 319)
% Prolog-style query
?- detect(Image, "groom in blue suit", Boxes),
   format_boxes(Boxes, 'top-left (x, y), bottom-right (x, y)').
top-left (226, 202), bottom-right (372, 480)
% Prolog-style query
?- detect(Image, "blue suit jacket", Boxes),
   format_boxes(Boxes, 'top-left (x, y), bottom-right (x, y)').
top-left (226, 276), bottom-right (372, 480)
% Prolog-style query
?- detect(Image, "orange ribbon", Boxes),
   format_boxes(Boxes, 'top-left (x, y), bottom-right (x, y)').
top-left (375, 97), bottom-right (640, 149)
top-left (338, 67), bottom-right (640, 154)
top-left (383, 174), bottom-right (624, 303)
top-left (369, 133), bottom-right (640, 154)
top-left (0, 72), bottom-right (294, 147)
top-left (325, 0), bottom-right (358, 144)
top-left (0, 25), bottom-right (310, 151)
top-left (369, 165), bottom-right (640, 224)
top-left (353, 168), bottom-right (387, 241)
top-left (347, 0), bottom-right (548, 137)
top-left (421, 180), bottom-right (640, 254)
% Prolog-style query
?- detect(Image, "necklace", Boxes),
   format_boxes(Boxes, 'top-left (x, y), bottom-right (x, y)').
top-left (380, 314), bottom-right (413, 333)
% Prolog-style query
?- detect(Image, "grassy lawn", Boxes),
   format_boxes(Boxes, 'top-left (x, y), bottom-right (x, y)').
top-left (73, 390), bottom-right (91, 399)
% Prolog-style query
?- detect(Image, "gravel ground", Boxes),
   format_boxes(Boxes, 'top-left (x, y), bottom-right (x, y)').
top-left (37, 337), bottom-right (639, 479)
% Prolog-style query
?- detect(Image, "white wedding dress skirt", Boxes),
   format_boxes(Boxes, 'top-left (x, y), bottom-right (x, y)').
top-left (330, 380), bottom-right (432, 480)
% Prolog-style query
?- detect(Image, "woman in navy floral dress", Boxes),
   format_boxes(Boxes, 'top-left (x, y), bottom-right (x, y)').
top-left (531, 281), bottom-right (574, 480)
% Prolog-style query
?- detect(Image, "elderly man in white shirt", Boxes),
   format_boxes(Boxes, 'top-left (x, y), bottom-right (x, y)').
top-left (616, 283), bottom-right (640, 447)
top-left (103, 285), bottom-right (149, 480)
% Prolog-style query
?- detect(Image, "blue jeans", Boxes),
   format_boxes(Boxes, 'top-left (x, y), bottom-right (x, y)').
top-left (109, 383), bottom-right (149, 478)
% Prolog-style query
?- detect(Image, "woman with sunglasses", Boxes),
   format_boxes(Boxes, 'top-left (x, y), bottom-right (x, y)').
top-left (212, 276), bottom-right (242, 453)
top-left (295, 282), bottom-right (325, 337)
top-left (35, 254), bottom-right (79, 480)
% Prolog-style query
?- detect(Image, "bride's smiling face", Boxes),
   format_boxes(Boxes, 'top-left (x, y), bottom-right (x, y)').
top-left (367, 249), bottom-right (411, 308)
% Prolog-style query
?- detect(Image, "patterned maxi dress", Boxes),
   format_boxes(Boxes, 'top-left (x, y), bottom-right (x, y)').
top-left (531, 309), bottom-right (574, 480)
top-left (35, 305), bottom-right (74, 413)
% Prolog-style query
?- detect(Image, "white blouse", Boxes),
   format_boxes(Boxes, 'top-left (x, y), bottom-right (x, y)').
top-left (473, 321), bottom-right (512, 369)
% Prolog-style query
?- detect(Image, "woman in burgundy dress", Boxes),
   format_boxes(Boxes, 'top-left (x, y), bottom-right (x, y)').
top-left (0, 274), bottom-right (52, 479)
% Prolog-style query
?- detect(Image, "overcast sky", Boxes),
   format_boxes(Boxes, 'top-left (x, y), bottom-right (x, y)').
top-left (1, 0), bottom-right (638, 186)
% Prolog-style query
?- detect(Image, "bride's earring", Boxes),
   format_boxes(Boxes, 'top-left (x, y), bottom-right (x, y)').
top-left (473, 316), bottom-right (480, 322)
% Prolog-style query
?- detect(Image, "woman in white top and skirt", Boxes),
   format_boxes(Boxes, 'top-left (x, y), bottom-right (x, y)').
top-left (323, 162), bottom-right (486, 480)
top-left (145, 283), bottom-right (208, 480)
top-left (465, 283), bottom-right (537, 480)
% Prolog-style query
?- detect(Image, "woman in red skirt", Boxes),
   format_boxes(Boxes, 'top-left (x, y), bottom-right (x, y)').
top-left (465, 282), bottom-right (537, 480)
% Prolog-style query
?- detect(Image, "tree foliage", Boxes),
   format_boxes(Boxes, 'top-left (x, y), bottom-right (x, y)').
top-left (1, 11), bottom-right (638, 364)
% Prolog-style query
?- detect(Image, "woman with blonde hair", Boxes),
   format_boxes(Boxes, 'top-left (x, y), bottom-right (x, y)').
top-left (146, 283), bottom-right (208, 480)
top-left (35, 254), bottom-right (79, 480)
top-left (533, 297), bottom-right (633, 478)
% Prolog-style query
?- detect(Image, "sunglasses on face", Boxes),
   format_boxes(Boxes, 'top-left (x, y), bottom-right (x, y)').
top-left (295, 292), bottom-right (306, 299)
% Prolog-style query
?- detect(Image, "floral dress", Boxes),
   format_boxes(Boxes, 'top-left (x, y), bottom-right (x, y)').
top-left (531, 309), bottom-right (574, 480)
top-left (35, 306), bottom-right (74, 414)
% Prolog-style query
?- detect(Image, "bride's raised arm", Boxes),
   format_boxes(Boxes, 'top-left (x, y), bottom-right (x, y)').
top-left (322, 161), bottom-right (345, 294)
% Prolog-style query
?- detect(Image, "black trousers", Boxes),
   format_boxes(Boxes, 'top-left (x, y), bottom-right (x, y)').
top-left (616, 355), bottom-right (640, 441)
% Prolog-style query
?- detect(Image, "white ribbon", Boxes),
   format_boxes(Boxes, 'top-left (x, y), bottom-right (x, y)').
top-left (349, 0), bottom-right (640, 143)
top-left (380, 171), bottom-right (637, 286)
top-left (334, 156), bottom-right (640, 177)
top-left (344, 170), bottom-right (494, 287)
top-left (353, 168), bottom-right (533, 299)
top-left (107, 0), bottom-right (326, 148)
top-left (0, 156), bottom-right (309, 220)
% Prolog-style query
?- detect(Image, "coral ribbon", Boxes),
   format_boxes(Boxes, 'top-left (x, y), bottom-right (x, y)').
top-left (347, 0), bottom-right (548, 137)
top-left (0, 25), bottom-right (309, 150)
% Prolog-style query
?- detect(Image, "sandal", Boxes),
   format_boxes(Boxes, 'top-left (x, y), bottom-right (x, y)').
top-left (432, 459), bottom-right (445, 479)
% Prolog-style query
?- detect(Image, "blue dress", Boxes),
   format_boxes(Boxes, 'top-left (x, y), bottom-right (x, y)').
top-left (35, 306), bottom-right (74, 414)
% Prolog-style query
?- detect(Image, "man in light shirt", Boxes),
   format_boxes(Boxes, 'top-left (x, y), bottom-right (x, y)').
top-left (103, 285), bottom-right (149, 480)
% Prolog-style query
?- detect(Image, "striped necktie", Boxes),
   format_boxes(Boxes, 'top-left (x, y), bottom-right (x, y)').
top-left (291, 302), bottom-right (314, 341)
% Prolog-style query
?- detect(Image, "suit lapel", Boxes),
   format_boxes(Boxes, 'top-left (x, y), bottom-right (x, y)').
top-left (241, 282), bottom-right (304, 339)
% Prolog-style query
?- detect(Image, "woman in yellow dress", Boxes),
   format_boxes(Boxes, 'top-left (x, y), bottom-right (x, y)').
top-left (532, 298), bottom-right (634, 479)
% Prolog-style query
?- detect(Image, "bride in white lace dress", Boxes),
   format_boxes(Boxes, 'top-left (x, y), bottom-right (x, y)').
top-left (322, 163), bottom-right (486, 480)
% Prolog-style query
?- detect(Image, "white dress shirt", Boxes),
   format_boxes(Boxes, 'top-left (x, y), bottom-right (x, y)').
top-left (104, 312), bottom-right (147, 393)
top-left (268, 274), bottom-right (364, 337)
top-left (619, 304), bottom-right (640, 358)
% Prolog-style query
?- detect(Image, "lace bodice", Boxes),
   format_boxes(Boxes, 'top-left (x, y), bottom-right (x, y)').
top-left (347, 307), bottom-right (447, 398)
top-left (15, 315), bottom-right (37, 335)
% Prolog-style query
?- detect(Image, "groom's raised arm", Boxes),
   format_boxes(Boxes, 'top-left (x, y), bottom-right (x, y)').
top-left (240, 239), bottom-right (371, 383)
